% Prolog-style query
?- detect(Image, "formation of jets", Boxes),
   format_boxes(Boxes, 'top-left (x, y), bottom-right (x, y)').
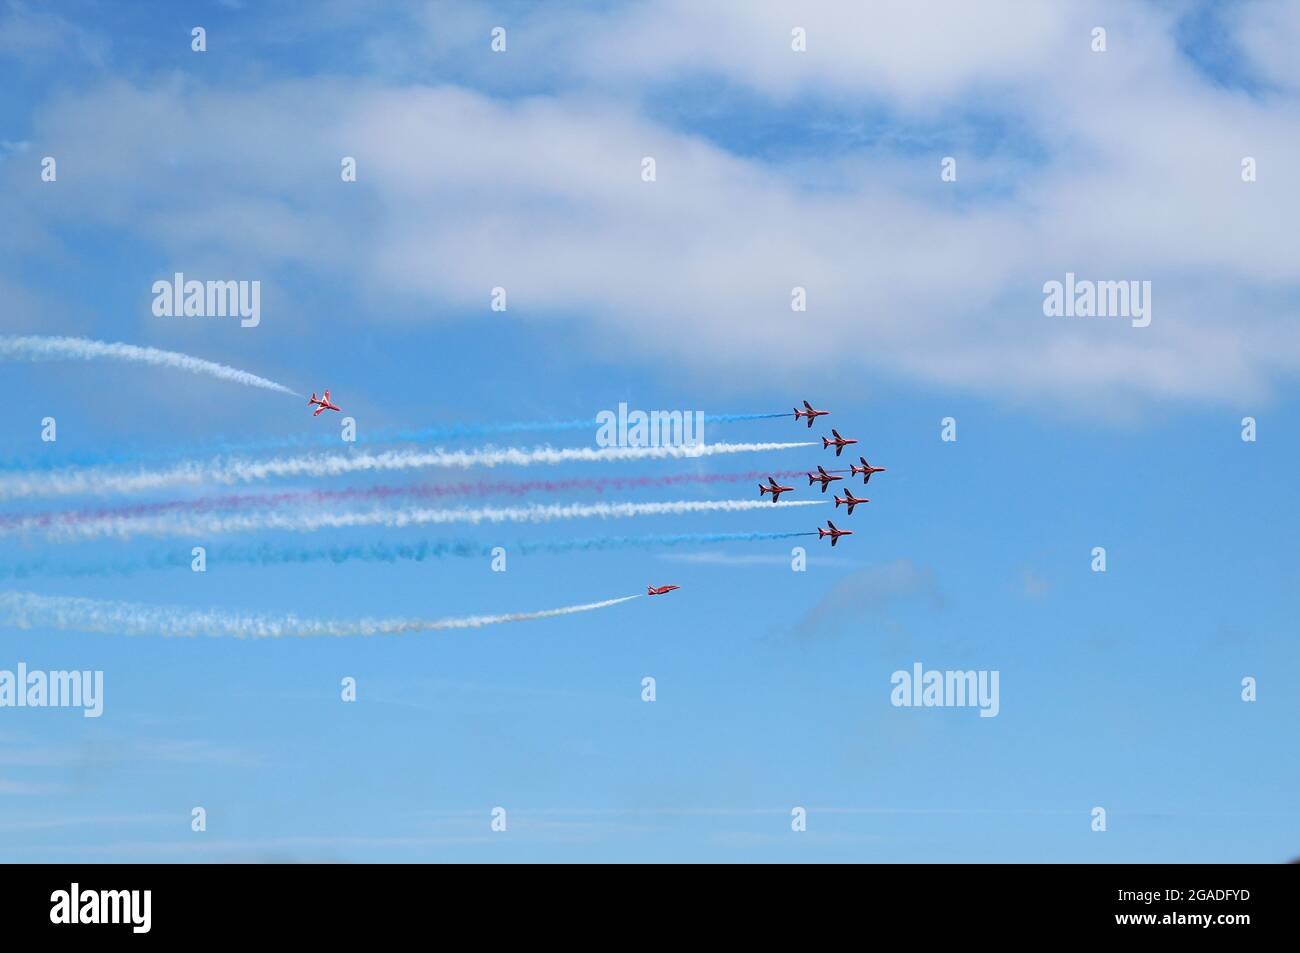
top-left (308, 389), bottom-right (341, 416)
top-left (755, 400), bottom-right (889, 547)
top-left (300, 388), bottom-right (879, 600)
top-left (312, 389), bottom-right (880, 562)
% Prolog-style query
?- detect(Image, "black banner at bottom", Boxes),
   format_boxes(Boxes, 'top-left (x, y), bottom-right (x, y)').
top-left (0, 862), bottom-right (1288, 939)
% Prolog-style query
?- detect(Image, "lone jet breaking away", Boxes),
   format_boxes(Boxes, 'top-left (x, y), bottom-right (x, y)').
top-left (850, 456), bottom-right (887, 484)
top-left (308, 389), bottom-right (341, 416)
top-left (818, 521), bottom-right (853, 546)
top-left (759, 476), bottom-right (794, 502)
top-left (647, 585), bottom-right (680, 596)
top-left (808, 465), bottom-right (842, 493)
top-left (793, 400), bottom-right (829, 428)
top-left (834, 490), bottom-right (869, 515)
top-left (822, 429), bottom-right (858, 456)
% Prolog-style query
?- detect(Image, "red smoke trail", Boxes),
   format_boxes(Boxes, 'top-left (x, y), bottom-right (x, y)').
top-left (0, 471), bottom-right (809, 531)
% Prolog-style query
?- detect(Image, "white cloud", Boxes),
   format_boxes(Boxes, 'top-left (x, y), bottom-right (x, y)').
top-left (1235, 0), bottom-right (1300, 91)
top-left (0, 0), bottom-right (108, 66)
top-left (4, 1), bottom-right (1299, 413)
top-left (575, 0), bottom-right (1067, 106)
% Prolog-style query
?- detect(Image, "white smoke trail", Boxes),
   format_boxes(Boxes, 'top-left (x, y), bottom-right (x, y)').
top-left (0, 442), bottom-right (817, 501)
top-left (0, 335), bottom-right (297, 396)
top-left (0, 590), bottom-right (641, 639)
top-left (30, 498), bottom-right (826, 540)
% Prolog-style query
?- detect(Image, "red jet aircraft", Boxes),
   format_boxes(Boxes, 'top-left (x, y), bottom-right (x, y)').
top-left (759, 476), bottom-right (794, 502)
top-left (817, 520), bottom-right (853, 546)
top-left (850, 456), bottom-right (887, 485)
top-left (808, 465), bottom-right (842, 493)
top-left (793, 400), bottom-right (829, 428)
top-left (834, 490), bottom-right (870, 515)
top-left (822, 429), bottom-right (858, 456)
top-left (308, 390), bottom-right (341, 416)
top-left (647, 585), bottom-right (680, 596)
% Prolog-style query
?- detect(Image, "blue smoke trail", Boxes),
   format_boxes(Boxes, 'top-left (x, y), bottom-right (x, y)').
top-left (0, 531), bottom-right (817, 578)
top-left (518, 531), bottom-right (812, 554)
top-left (0, 414), bottom-right (791, 471)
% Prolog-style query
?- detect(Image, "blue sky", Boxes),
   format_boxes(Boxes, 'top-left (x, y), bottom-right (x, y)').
top-left (1, 0), bottom-right (1298, 862)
